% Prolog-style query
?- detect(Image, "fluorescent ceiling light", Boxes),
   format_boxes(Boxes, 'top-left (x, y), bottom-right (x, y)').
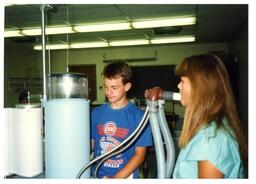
top-left (21, 26), bottom-right (75, 36)
top-left (33, 35), bottom-right (195, 50)
top-left (109, 39), bottom-right (149, 47)
top-left (5, 4), bottom-right (26, 6)
top-left (7, 22), bottom-right (131, 36)
top-left (21, 28), bottom-right (41, 36)
top-left (5, 16), bottom-right (196, 37)
top-left (71, 42), bottom-right (109, 48)
top-left (151, 36), bottom-right (195, 44)
top-left (34, 44), bottom-right (70, 50)
top-left (74, 22), bottom-right (131, 32)
top-left (5, 30), bottom-right (23, 37)
top-left (46, 26), bottom-right (74, 35)
top-left (5, 4), bottom-right (15, 6)
top-left (132, 16), bottom-right (196, 29)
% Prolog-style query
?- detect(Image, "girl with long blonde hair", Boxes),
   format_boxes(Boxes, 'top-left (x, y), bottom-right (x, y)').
top-left (172, 54), bottom-right (247, 178)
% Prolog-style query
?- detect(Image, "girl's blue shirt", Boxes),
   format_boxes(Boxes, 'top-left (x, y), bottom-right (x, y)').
top-left (173, 119), bottom-right (244, 178)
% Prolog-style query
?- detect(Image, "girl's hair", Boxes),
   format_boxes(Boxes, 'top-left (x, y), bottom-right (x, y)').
top-left (102, 61), bottom-right (132, 84)
top-left (175, 54), bottom-right (247, 159)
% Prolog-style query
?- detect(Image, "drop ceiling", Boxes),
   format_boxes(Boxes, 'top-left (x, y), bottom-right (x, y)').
top-left (4, 4), bottom-right (248, 47)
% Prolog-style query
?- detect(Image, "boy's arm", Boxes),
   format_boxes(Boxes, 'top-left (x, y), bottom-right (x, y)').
top-left (106, 147), bottom-right (146, 178)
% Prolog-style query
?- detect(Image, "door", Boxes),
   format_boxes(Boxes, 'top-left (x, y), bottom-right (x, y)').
top-left (69, 65), bottom-right (97, 102)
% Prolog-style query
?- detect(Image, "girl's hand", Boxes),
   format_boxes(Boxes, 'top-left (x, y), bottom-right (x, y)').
top-left (144, 87), bottom-right (164, 101)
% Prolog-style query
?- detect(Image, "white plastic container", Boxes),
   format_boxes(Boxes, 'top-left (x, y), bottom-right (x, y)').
top-left (5, 104), bottom-right (43, 177)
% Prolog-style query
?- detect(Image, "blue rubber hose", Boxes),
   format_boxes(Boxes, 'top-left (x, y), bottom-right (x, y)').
top-left (158, 100), bottom-right (175, 178)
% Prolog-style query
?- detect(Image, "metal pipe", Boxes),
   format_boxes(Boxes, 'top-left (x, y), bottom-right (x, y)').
top-left (40, 5), bottom-right (47, 101)
top-left (40, 4), bottom-right (53, 101)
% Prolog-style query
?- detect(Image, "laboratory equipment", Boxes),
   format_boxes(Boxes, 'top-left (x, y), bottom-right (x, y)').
top-left (4, 103), bottom-right (43, 177)
top-left (44, 73), bottom-right (90, 178)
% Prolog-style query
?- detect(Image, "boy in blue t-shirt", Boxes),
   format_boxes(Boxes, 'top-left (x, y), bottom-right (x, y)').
top-left (91, 62), bottom-right (152, 178)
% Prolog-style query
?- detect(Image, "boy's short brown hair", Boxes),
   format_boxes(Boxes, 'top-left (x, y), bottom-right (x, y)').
top-left (102, 61), bottom-right (132, 84)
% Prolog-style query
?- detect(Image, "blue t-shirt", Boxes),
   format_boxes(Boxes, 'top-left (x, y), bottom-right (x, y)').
top-left (91, 102), bottom-right (153, 178)
top-left (173, 119), bottom-right (244, 178)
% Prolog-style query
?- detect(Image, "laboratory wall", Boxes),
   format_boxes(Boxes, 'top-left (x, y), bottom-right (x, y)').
top-left (4, 45), bottom-right (41, 107)
top-left (49, 42), bottom-right (227, 104)
top-left (4, 39), bottom-right (247, 127)
top-left (4, 42), bottom-right (228, 117)
top-left (227, 20), bottom-right (248, 135)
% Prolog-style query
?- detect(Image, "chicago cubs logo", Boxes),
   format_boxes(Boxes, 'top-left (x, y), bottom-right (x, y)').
top-left (104, 121), bottom-right (117, 136)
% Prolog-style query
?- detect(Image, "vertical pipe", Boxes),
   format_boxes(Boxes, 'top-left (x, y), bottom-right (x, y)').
top-left (66, 41), bottom-right (69, 73)
top-left (48, 49), bottom-right (51, 74)
top-left (40, 5), bottom-right (47, 101)
top-left (66, 5), bottom-right (69, 73)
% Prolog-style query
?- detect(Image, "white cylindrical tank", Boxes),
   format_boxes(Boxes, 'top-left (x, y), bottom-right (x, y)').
top-left (44, 99), bottom-right (90, 178)
top-left (44, 73), bottom-right (90, 178)
top-left (5, 104), bottom-right (43, 177)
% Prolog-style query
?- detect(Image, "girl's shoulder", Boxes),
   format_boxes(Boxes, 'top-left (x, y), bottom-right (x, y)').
top-left (181, 120), bottom-right (243, 178)
top-left (195, 120), bottom-right (236, 145)
top-left (184, 120), bottom-right (239, 159)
